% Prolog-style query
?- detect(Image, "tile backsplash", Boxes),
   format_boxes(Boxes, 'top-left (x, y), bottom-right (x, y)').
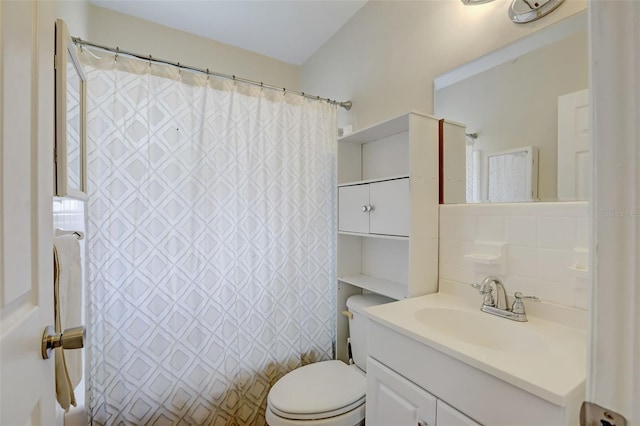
top-left (439, 202), bottom-right (589, 309)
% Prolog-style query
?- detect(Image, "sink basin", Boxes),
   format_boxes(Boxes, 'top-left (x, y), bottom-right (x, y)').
top-left (414, 307), bottom-right (550, 353)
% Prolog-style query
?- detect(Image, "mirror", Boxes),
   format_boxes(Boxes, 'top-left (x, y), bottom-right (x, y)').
top-left (436, 11), bottom-right (588, 204)
top-left (55, 19), bottom-right (87, 199)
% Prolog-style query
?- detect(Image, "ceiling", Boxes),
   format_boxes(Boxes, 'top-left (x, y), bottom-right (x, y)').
top-left (90, 0), bottom-right (368, 65)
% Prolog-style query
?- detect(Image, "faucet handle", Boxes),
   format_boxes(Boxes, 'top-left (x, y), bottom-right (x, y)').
top-left (512, 292), bottom-right (540, 314)
top-left (514, 292), bottom-right (540, 301)
top-left (471, 282), bottom-right (491, 294)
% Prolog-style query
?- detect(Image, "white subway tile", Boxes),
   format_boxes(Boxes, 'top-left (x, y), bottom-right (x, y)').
top-left (439, 239), bottom-right (473, 267)
top-left (538, 217), bottom-right (577, 249)
top-left (507, 245), bottom-right (538, 277)
top-left (574, 279), bottom-right (589, 310)
top-left (439, 262), bottom-right (474, 285)
top-left (440, 214), bottom-right (476, 241)
top-left (476, 215), bottom-right (505, 241)
top-left (576, 217), bottom-right (589, 249)
top-left (505, 216), bottom-right (538, 246)
top-left (537, 248), bottom-right (575, 283)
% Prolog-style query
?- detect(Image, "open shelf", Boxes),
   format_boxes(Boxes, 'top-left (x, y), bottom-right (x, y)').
top-left (338, 231), bottom-right (409, 241)
top-left (338, 174), bottom-right (410, 188)
top-left (338, 274), bottom-right (407, 300)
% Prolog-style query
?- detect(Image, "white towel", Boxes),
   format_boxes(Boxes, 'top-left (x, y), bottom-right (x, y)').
top-left (53, 235), bottom-right (83, 411)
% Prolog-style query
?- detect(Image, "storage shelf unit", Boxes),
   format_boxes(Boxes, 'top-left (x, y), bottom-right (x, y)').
top-left (336, 112), bottom-right (441, 363)
top-left (337, 174), bottom-right (410, 188)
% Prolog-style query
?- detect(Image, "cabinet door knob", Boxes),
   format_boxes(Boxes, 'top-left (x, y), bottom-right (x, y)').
top-left (362, 205), bottom-right (372, 212)
top-left (418, 421), bottom-right (428, 426)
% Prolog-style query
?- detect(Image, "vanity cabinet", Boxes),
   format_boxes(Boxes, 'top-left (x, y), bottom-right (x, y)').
top-left (367, 357), bottom-right (436, 426)
top-left (367, 320), bottom-right (580, 426)
top-left (338, 178), bottom-right (410, 236)
top-left (367, 357), bottom-right (479, 426)
top-left (335, 112), bottom-right (442, 363)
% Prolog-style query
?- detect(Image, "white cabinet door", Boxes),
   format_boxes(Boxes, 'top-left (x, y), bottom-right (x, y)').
top-left (367, 357), bottom-right (437, 426)
top-left (338, 184), bottom-right (370, 233)
top-left (437, 400), bottom-right (481, 426)
top-left (370, 178), bottom-right (410, 236)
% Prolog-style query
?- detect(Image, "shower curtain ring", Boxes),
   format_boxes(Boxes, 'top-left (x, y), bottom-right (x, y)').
top-left (206, 68), bottom-right (210, 80)
top-left (148, 55), bottom-right (152, 67)
top-left (177, 62), bottom-right (181, 75)
top-left (114, 47), bottom-right (119, 62)
top-left (233, 75), bottom-right (236, 86)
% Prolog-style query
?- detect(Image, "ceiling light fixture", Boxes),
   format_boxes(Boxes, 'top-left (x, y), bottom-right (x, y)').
top-left (508, 0), bottom-right (565, 23)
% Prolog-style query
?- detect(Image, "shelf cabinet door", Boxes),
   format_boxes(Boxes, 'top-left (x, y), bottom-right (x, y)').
top-left (367, 357), bottom-right (437, 426)
top-left (338, 184), bottom-right (370, 233)
top-left (437, 400), bottom-right (481, 426)
top-left (370, 178), bottom-right (410, 236)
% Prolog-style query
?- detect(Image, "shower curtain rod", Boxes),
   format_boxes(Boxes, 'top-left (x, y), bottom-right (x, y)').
top-left (72, 37), bottom-right (353, 111)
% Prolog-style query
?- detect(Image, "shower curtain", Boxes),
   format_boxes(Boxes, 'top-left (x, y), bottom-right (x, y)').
top-left (82, 52), bottom-right (337, 425)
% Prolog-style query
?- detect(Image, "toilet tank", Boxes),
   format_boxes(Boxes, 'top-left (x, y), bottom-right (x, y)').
top-left (346, 294), bottom-right (395, 372)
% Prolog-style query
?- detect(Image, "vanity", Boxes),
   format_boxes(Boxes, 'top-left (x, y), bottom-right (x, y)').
top-left (363, 280), bottom-right (587, 426)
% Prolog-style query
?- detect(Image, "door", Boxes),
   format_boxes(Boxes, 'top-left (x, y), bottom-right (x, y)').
top-left (338, 184), bottom-right (369, 233)
top-left (0, 1), bottom-right (56, 425)
top-left (437, 400), bottom-right (481, 426)
top-left (557, 88), bottom-right (590, 201)
top-left (366, 357), bottom-right (436, 426)
top-left (369, 178), bottom-right (410, 236)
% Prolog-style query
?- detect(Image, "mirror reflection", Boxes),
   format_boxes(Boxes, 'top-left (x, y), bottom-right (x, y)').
top-left (436, 13), bottom-right (588, 204)
top-left (55, 18), bottom-right (87, 200)
top-left (66, 55), bottom-right (82, 190)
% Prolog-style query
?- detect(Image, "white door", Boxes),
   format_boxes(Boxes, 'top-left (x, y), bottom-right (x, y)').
top-left (366, 357), bottom-right (436, 426)
top-left (437, 400), bottom-right (481, 426)
top-left (0, 1), bottom-right (56, 425)
top-left (369, 178), bottom-right (410, 236)
top-left (338, 184), bottom-right (370, 234)
top-left (557, 89), bottom-right (590, 201)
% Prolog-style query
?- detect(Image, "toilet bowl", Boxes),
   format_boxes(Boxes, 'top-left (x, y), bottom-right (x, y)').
top-left (265, 294), bottom-right (394, 426)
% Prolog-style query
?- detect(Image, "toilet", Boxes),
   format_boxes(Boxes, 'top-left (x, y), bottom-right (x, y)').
top-left (265, 294), bottom-right (394, 426)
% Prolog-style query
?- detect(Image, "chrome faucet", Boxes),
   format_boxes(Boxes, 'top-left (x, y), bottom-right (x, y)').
top-left (472, 276), bottom-right (540, 322)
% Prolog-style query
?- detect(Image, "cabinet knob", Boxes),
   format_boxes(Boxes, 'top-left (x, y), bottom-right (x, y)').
top-left (418, 422), bottom-right (428, 426)
top-left (362, 205), bottom-right (373, 212)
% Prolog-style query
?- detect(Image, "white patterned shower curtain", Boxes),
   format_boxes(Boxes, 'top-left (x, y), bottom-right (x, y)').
top-left (82, 53), bottom-right (337, 425)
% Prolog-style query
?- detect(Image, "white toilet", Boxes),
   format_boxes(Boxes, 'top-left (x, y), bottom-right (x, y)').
top-left (265, 294), bottom-right (394, 426)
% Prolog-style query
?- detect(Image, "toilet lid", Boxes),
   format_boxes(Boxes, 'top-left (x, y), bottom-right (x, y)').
top-left (268, 361), bottom-right (366, 420)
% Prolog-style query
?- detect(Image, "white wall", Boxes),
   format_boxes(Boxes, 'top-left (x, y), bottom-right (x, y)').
top-left (301, 0), bottom-right (587, 130)
top-left (440, 202), bottom-right (589, 309)
top-left (55, 1), bottom-right (301, 90)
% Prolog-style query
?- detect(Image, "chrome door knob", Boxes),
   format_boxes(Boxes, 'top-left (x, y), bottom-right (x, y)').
top-left (41, 325), bottom-right (85, 359)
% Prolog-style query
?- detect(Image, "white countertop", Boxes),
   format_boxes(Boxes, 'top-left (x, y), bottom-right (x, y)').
top-left (362, 280), bottom-right (587, 407)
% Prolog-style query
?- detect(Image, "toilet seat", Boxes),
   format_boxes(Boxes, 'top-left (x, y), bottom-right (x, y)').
top-left (267, 361), bottom-right (366, 422)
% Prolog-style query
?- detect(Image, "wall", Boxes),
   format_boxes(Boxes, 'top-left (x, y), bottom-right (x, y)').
top-left (440, 202), bottom-right (589, 309)
top-left (301, 0), bottom-right (587, 130)
top-left (55, 1), bottom-right (301, 90)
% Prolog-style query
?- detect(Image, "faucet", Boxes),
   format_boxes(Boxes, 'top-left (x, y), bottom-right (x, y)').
top-left (478, 275), bottom-right (509, 310)
top-left (472, 276), bottom-right (540, 322)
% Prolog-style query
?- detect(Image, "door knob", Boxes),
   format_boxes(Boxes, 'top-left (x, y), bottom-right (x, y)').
top-left (41, 325), bottom-right (85, 359)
